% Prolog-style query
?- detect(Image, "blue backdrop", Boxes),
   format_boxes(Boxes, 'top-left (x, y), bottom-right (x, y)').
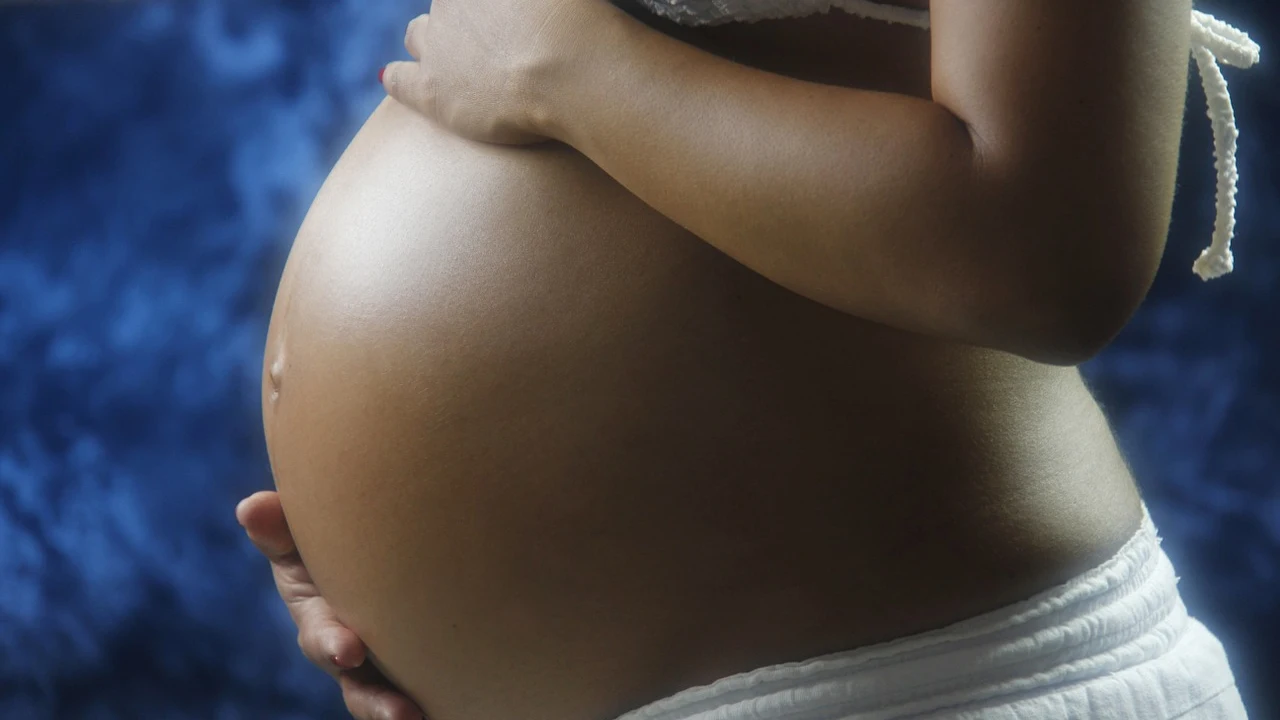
top-left (1, 1), bottom-right (1275, 718)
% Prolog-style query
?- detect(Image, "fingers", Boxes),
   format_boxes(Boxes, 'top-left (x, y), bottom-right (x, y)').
top-left (236, 490), bottom-right (296, 563)
top-left (288, 593), bottom-right (370, 675)
top-left (236, 491), bottom-right (369, 674)
top-left (340, 664), bottom-right (427, 720)
top-left (381, 60), bottom-right (433, 119)
top-left (238, 494), bottom-right (419, 718)
top-left (404, 13), bottom-right (429, 59)
top-left (258, 539), bottom-right (371, 673)
top-left (386, 13), bottom-right (433, 118)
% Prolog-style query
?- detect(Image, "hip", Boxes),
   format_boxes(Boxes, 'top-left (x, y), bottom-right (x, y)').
top-left (611, 503), bottom-right (1247, 720)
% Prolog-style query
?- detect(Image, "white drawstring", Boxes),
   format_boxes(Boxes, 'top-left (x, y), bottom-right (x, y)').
top-left (1189, 10), bottom-right (1261, 281)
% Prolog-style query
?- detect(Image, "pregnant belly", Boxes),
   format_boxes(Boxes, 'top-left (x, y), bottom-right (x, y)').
top-left (261, 99), bottom-right (1140, 720)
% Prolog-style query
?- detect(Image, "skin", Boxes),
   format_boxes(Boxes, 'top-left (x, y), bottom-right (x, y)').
top-left (243, 2), bottom-right (1192, 719)
top-left (382, 0), bottom-right (1193, 365)
top-left (237, 492), bottom-right (426, 720)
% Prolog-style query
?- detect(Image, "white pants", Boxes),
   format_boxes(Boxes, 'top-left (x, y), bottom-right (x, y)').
top-left (612, 503), bottom-right (1247, 719)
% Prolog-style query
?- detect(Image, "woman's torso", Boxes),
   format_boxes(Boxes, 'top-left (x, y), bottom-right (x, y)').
top-left (262, 4), bottom-right (1146, 720)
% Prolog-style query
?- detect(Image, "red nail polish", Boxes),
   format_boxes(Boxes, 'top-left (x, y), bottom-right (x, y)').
top-left (378, 66), bottom-right (386, 84)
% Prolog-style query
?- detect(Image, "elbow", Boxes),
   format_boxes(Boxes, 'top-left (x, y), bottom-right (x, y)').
top-left (1020, 305), bottom-right (1137, 368)
top-left (998, 294), bottom-right (1143, 368)
top-left (963, 126), bottom-right (1174, 366)
top-left (1057, 278), bottom-right (1156, 366)
top-left (992, 307), bottom-right (1123, 368)
top-left (992, 226), bottom-right (1162, 367)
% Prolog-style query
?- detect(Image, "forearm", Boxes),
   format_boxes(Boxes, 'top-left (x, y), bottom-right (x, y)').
top-left (538, 8), bottom-right (1112, 365)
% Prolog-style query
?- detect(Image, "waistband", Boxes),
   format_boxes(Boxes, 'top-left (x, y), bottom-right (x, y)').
top-left (613, 502), bottom-right (1191, 720)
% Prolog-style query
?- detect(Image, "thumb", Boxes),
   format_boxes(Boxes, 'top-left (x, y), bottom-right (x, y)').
top-left (380, 60), bottom-right (432, 118)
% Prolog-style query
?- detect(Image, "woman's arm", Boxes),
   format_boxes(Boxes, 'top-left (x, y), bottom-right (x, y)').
top-left (533, 0), bottom-right (1192, 365)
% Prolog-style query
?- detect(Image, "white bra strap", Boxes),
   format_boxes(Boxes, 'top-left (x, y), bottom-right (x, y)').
top-left (838, 0), bottom-right (930, 29)
top-left (1188, 10), bottom-right (1261, 281)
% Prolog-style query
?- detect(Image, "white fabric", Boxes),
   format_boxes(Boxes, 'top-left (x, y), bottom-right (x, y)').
top-left (610, 503), bottom-right (1248, 719)
top-left (634, 0), bottom-right (929, 27)
top-left (1188, 11), bottom-right (1261, 280)
top-left (633, 0), bottom-right (1261, 281)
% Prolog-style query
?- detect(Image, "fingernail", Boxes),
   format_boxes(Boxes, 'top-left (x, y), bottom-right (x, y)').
top-left (378, 66), bottom-right (386, 84)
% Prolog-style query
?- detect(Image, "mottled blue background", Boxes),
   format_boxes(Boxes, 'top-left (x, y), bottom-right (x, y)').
top-left (0, 1), bottom-right (1275, 718)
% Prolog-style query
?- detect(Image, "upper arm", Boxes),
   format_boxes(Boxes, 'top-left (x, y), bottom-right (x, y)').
top-left (929, 0), bottom-right (1192, 354)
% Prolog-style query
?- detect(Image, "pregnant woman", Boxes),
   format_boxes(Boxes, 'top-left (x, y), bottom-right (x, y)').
top-left (238, 1), bottom-right (1261, 718)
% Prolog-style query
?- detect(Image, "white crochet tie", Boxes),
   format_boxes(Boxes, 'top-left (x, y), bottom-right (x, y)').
top-left (1188, 10), bottom-right (1261, 281)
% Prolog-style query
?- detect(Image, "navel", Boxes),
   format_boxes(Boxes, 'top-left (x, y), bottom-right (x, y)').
top-left (268, 344), bottom-right (286, 407)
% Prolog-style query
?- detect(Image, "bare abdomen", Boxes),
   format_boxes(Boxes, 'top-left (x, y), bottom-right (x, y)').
top-left (261, 98), bottom-right (1141, 720)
